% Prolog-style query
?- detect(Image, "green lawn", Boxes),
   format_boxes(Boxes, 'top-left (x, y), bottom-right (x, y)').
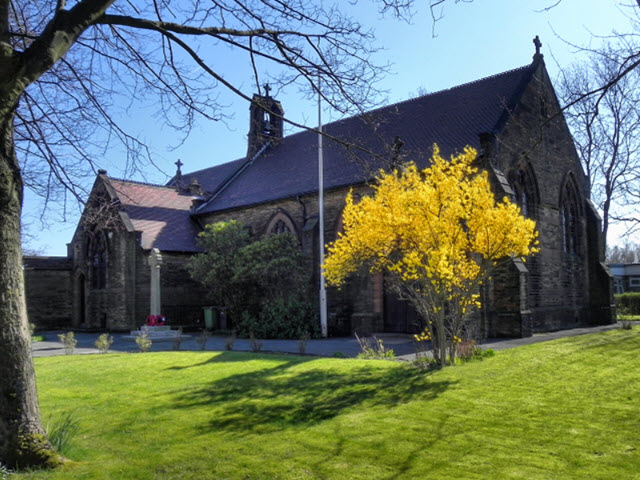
top-left (13, 326), bottom-right (640, 479)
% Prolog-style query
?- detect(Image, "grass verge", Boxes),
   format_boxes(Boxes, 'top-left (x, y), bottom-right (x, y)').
top-left (13, 326), bottom-right (640, 479)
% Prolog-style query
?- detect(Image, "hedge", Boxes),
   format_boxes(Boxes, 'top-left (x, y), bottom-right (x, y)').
top-left (614, 292), bottom-right (640, 315)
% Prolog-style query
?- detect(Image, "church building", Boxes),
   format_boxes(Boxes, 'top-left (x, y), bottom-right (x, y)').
top-left (25, 45), bottom-right (614, 337)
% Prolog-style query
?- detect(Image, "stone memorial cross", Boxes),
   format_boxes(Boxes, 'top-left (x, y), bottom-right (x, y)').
top-left (149, 248), bottom-right (163, 316)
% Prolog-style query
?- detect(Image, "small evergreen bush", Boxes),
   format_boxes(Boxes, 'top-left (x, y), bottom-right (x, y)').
top-left (196, 329), bottom-right (211, 350)
top-left (189, 223), bottom-right (320, 340)
top-left (135, 334), bottom-right (152, 352)
top-left (57, 331), bottom-right (77, 355)
top-left (615, 292), bottom-right (640, 315)
top-left (94, 333), bottom-right (113, 353)
top-left (249, 332), bottom-right (263, 352)
top-left (297, 331), bottom-right (310, 355)
top-left (236, 296), bottom-right (319, 339)
top-left (172, 328), bottom-right (183, 351)
top-left (224, 333), bottom-right (236, 351)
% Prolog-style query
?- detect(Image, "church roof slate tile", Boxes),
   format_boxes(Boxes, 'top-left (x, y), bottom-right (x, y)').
top-left (97, 62), bottom-right (536, 252)
top-left (109, 179), bottom-right (202, 252)
top-left (194, 63), bottom-right (535, 214)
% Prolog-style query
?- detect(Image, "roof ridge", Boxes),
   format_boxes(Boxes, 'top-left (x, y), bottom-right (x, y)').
top-left (252, 63), bottom-right (534, 146)
top-left (182, 157), bottom-right (245, 177)
top-left (109, 177), bottom-right (173, 189)
top-left (380, 63), bottom-right (533, 111)
top-left (177, 65), bottom-right (534, 187)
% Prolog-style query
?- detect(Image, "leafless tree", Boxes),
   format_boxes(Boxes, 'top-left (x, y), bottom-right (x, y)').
top-left (607, 241), bottom-right (640, 263)
top-left (431, 1), bottom-right (640, 113)
top-left (432, 1), bottom-right (640, 243)
top-left (559, 43), bottom-right (640, 246)
top-left (0, 0), bottom-right (416, 469)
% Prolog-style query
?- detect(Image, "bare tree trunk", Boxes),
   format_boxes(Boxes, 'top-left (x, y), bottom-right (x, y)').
top-left (0, 108), bottom-right (60, 469)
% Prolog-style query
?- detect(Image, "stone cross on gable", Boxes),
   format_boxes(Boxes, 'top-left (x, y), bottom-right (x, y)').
top-left (533, 36), bottom-right (542, 57)
top-left (263, 83), bottom-right (272, 98)
top-left (175, 159), bottom-right (183, 179)
top-left (148, 248), bottom-right (163, 316)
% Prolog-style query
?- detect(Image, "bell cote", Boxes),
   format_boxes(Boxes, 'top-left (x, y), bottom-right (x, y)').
top-left (247, 87), bottom-right (284, 158)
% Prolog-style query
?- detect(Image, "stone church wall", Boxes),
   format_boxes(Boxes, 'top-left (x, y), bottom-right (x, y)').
top-left (24, 256), bottom-right (73, 330)
top-left (133, 249), bottom-right (210, 330)
top-left (198, 185), bottom-right (383, 335)
top-left (70, 224), bottom-right (210, 332)
top-left (194, 60), bottom-right (614, 338)
top-left (489, 61), bottom-right (613, 333)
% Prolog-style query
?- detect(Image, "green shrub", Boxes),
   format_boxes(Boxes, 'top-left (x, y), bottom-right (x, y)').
top-left (196, 329), bottom-right (211, 350)
top-left (225, 332), bottom-right (236, 351)
top-left (172, 328), bottom-right (183, 351)
top-left (0, 463), bottom-right (12, 479)
top-left (236, 296), bottom-right (319, 339)
top-left (298, 331), bottom-right (310, 355)
top-left (94, 333), bottom-right (114, 353)
top-left (57, 331), bottom-right (77, 355)
top-left (614, 292), bottom-right (640, 315)
top-left (355, 334), bottom-right (396, 360)
top-left (135, 334), bottom-right (152, 352)
top-left (189, 222), bottom-right (321, 338)
top-left (412, 355), bottom-right (438, 370)
top-left (249, 332), bottom-right (263, 353)
top-left (455, 340), bottom-right (496, 364)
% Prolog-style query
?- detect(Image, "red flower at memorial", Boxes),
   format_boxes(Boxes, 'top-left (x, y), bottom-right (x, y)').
top-left (146, 315), bottom-right (166, 326)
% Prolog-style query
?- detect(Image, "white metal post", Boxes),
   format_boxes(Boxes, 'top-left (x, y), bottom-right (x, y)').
top-left (318, 82), bottom-right (328, 337)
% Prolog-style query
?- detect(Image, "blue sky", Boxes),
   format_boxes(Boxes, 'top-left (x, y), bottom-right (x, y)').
top-left (23, 0), bottom-right (636, 255)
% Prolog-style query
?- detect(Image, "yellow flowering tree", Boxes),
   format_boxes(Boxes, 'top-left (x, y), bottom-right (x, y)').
top-left (323, 145), bottom-right (539, 366)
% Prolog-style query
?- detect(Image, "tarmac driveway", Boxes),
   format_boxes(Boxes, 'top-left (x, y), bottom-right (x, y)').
top-left (32, 323), bottom-right (622, 360)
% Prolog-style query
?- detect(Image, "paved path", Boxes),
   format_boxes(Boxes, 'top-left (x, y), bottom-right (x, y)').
top-left (32, 323), bottom-right (624, 360)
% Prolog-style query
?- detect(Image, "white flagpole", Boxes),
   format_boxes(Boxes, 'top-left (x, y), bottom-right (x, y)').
top-left (318, 80), bottom-right (328, 338)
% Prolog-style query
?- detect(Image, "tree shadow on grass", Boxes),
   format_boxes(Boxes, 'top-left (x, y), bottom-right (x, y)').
top-left (164, 351), bottom-right (310, 371)
top-left (169, 352), bottom-right (454, 435)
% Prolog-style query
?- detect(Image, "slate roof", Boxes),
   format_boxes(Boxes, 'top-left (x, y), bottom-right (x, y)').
top-left (95, 61), bottom-right (537, 252)
top-left (193, 62), bottom-right (536, 214)
top-left (167, 157), bottom-right (246, 193)
top-left (108, 179), bottom-right (201, 252)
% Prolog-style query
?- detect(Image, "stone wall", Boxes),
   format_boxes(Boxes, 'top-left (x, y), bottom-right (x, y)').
top-left (486, 60), bottom-right (613, 335)
top-left (23, 256), bottom-right (73, 330)
top-left (198, 186), bottom-right (382, 335)
top-left (71, 219), bottom-right (211, 331)
top-left (57, 61), bottom-right (612, 338)
top-left (196, 65), bottom-right (615, 338)
top-left (134, 249), bottom-right (210, 330)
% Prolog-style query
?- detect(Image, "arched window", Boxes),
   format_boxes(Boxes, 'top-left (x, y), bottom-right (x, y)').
top-left (266, 210), bottom-right (298, 238)
top-left (88, 230), bottom-right (108, 289)
top-left (509, 163), bottom-right (538, 219)
top-left (273, 219), bottom-right (291, 235)
top-left (560, 176), bottom-right (582, 256)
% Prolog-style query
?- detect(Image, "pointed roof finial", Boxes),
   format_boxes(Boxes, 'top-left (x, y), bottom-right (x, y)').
top-left (533, 35), bottom-right (543, 62)
top-left (175, 159), bottom-right (183, 179)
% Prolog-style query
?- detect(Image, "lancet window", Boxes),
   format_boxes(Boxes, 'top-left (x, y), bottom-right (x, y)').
top-left (88, 230), bottom-right (108, 289)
